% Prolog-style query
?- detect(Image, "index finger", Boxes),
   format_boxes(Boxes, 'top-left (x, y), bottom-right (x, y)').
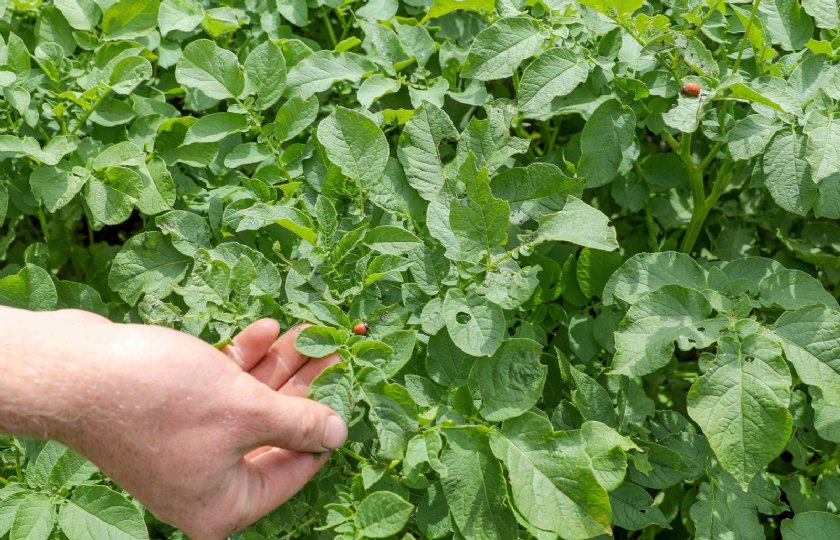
top-left (249, 323), bottom-right (315, 390)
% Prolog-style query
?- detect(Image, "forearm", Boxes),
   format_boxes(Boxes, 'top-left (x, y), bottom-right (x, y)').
top-left (0, 307), bottom-right (99, 440)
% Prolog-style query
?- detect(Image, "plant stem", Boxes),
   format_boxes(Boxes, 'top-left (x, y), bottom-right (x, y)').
top-left (680, 160), bottom-right (732, 254)
top-left (322, 12), bottom-right (338, 48)
top-left (686, 0), bottom-right (722, 38)
top-left (37, 209), bottom-right (50, 242)
top-left (72, 87), bottom-right (110, 135)
top-left (0, 475), bottom-right (8, 486)
top-left (615, 18), bottom-right (682, 87)
top-left (15, 445), bottom-right (22, 481)
top-left (734, 0), bottom-right (762, 72)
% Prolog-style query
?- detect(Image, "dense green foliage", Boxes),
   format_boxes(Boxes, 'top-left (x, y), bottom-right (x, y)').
top-left (2, 0), bottom-right (840, 538)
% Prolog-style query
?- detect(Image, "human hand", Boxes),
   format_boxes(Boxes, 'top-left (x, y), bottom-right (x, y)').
top-left (1, 309), bottom-right (346, 540)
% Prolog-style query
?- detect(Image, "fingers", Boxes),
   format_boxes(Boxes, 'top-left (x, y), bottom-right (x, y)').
top-left (241, 354), bottom-right (340, 460)
top-left (236, 449), bottom-right (332, 527)
top-left (278, 355), bottom-right (341, 398)
top-left (222, 319), bottom-right (281, 371)
top-left (249, 323), bottom-right (313, 389)
top-left (240, 388), bottom-right (348, 453)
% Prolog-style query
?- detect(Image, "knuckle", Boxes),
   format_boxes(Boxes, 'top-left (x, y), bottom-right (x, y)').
top-left (295, 410), bottom-right (321, 448)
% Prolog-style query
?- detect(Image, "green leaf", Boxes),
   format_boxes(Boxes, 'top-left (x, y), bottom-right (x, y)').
top-left (101, 0), bottom-right (159, 39)
top-left (155, 210), bottom-right (210, 256)
top-left (687, 334), bottom-right (792, 488)
top-left (801, 0), bottom-right (839, 29)
top-left (0, 487), bottom-right (30, 538)
top-left (245, 39), bottom-right (286, 109)
top-left (397, 102), bottom-right (458, 200)
top-left (277, 0), bottom-right (307, 26)
top-left (804, 109), bottom-right (840, 184)
top-left (577, 0), bottom-right (645, 16)
top-left (175, 39), bottom-right (245, 100)
top-left (449, 161), bottom-right (510, 263)
top-left (690, 473), bottom-right (764, 540)
top-left (58, 486), bottom-right (148, 540)
top-left (763, 131), bottom-right (817, 216)
top-left (354, 492), bottom-right (414, 539)
top-left (609, 483), bottom-right (670, 531)
top-left (54, 0), bottom-right (100, 31)
top-left (489, 413), bottom-right (613, 538)
top-left (531, 196), bottom-right (619, 251)
top-left (439, 431), bottom-right (518, 540)
top-left (285, 51), bottom-right (374, 99)
top-left (423, 0), bottom-right (495, 22)
top-left (612, 285), bottom-right (724, 376)
top-left (26, 442), bottom-right (97, 491)
top-left (663, 93), bottom-right (705, 133)
top-left (603, 251), bottom-right (707, 306)
top-left (757, 0), bottom-right (814, 51)
top-left (578, 99), bottom-right (638, 188)
top-left (109, 56), bottom-right (152, 95)
top-left (477, 265), bottom-right (540, 310)
top-left (576, 248), bottom-right (623, 298)
top-left (471, 338), bottom-right (546, 421)
top-left (443, 288), bottom-right (506, 357)
top-left (274, 95), bottom-right (319, 142)
top-left (491, 162), bottom-right (581, 204)
top-left (108, 232), bottom-right (191, 305)
top-left (0, 264), bottom-right (57, 311)
top-left (295, 325), bottom-right (346, 357)
top-left (84, 166), bottom-right (142, 227)
top-left (311, 362), bottom-right (353, 422)
top-left (360, 372), bottom-right (418, 460)
top-left (29, 165), bottom-right (87, 212)
top-left (10, 493), bottom-right (55, 540)
top-left (224, 202), bottom-right (317, 244)
top-left (462, 17), bottom-right (545, 81)
top-left (782, 511), bottom-right (840, 539)
top-left (518, 48), bottom-right (589, 117)
top-left (758, 268), bottom-right (840, 311)
top-left (317, 107), bottom-right (389, 185)
top-left (183, 112), bottom-right (249, 144)
top-left (358, 74), bottom-right (401, 108)
top-left (727, 115), bottom-right (780, 161)
top-left (773, 305), bottom-right (840, 405)
top-left (157, 0), bottom-right (203, 35)
top-left (365, 226), bottom-right (423, 255)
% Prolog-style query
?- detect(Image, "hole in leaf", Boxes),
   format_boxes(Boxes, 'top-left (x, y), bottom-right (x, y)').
top-left (456, 312), bottom-right (471, 324)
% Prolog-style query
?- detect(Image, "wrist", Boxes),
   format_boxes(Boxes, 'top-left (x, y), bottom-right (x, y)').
top-left (0, 307), bottom-right (104, 442)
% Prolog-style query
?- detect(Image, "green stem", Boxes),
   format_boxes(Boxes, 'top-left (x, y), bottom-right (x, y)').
top-left (680, 160), bottom-right (732, 254)
top-left (734, 0), bottom-right (762, 72)
top-left (15, 445), bottom-right (22, 481)
top-left (72, 87), bottom-right (110, 135)
top-left (37, 209), bottom-right (50, 242)
top-left (238, 99), bottom-right (293, 182)
top-left (322, 12), bottom-right (338, 48)
top-left (686, 0), bottom-right (722, 38)
top-left (615, 18), bottom-right (682, 86)
top-left (338, 448), bottom-right (367, 463)
top-left (697, 142), bottom-right (722, 173)
top-left (0, 475), bottom-right (8, 486)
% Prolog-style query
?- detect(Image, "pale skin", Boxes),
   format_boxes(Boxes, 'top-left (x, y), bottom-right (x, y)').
top-left (0, 307), bottom-right (348, 540)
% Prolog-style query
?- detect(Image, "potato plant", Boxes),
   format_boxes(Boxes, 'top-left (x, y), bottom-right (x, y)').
top-left (2, 0), bottom-right (840, 538)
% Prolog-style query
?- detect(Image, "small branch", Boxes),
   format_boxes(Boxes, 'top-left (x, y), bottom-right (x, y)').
top-left (72, 87), bottom-right (110, 135)
top-left (686, 0), bottom-right (723, 38)
top-left (734, 0), bottom-right (763, 72)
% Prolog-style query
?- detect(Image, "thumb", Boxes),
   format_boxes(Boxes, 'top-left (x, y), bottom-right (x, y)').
top-left (240, 387), bottom-right (348, 454)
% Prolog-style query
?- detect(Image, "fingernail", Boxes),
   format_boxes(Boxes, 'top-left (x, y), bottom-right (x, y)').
top-left (322, 415), bottom-right (348, 450)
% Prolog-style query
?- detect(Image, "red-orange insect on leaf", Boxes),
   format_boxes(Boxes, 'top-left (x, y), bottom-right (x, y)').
top-left (681, 82), bottom-right (701, 96)
top-left (353, 322), bottom-right (369, 336)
